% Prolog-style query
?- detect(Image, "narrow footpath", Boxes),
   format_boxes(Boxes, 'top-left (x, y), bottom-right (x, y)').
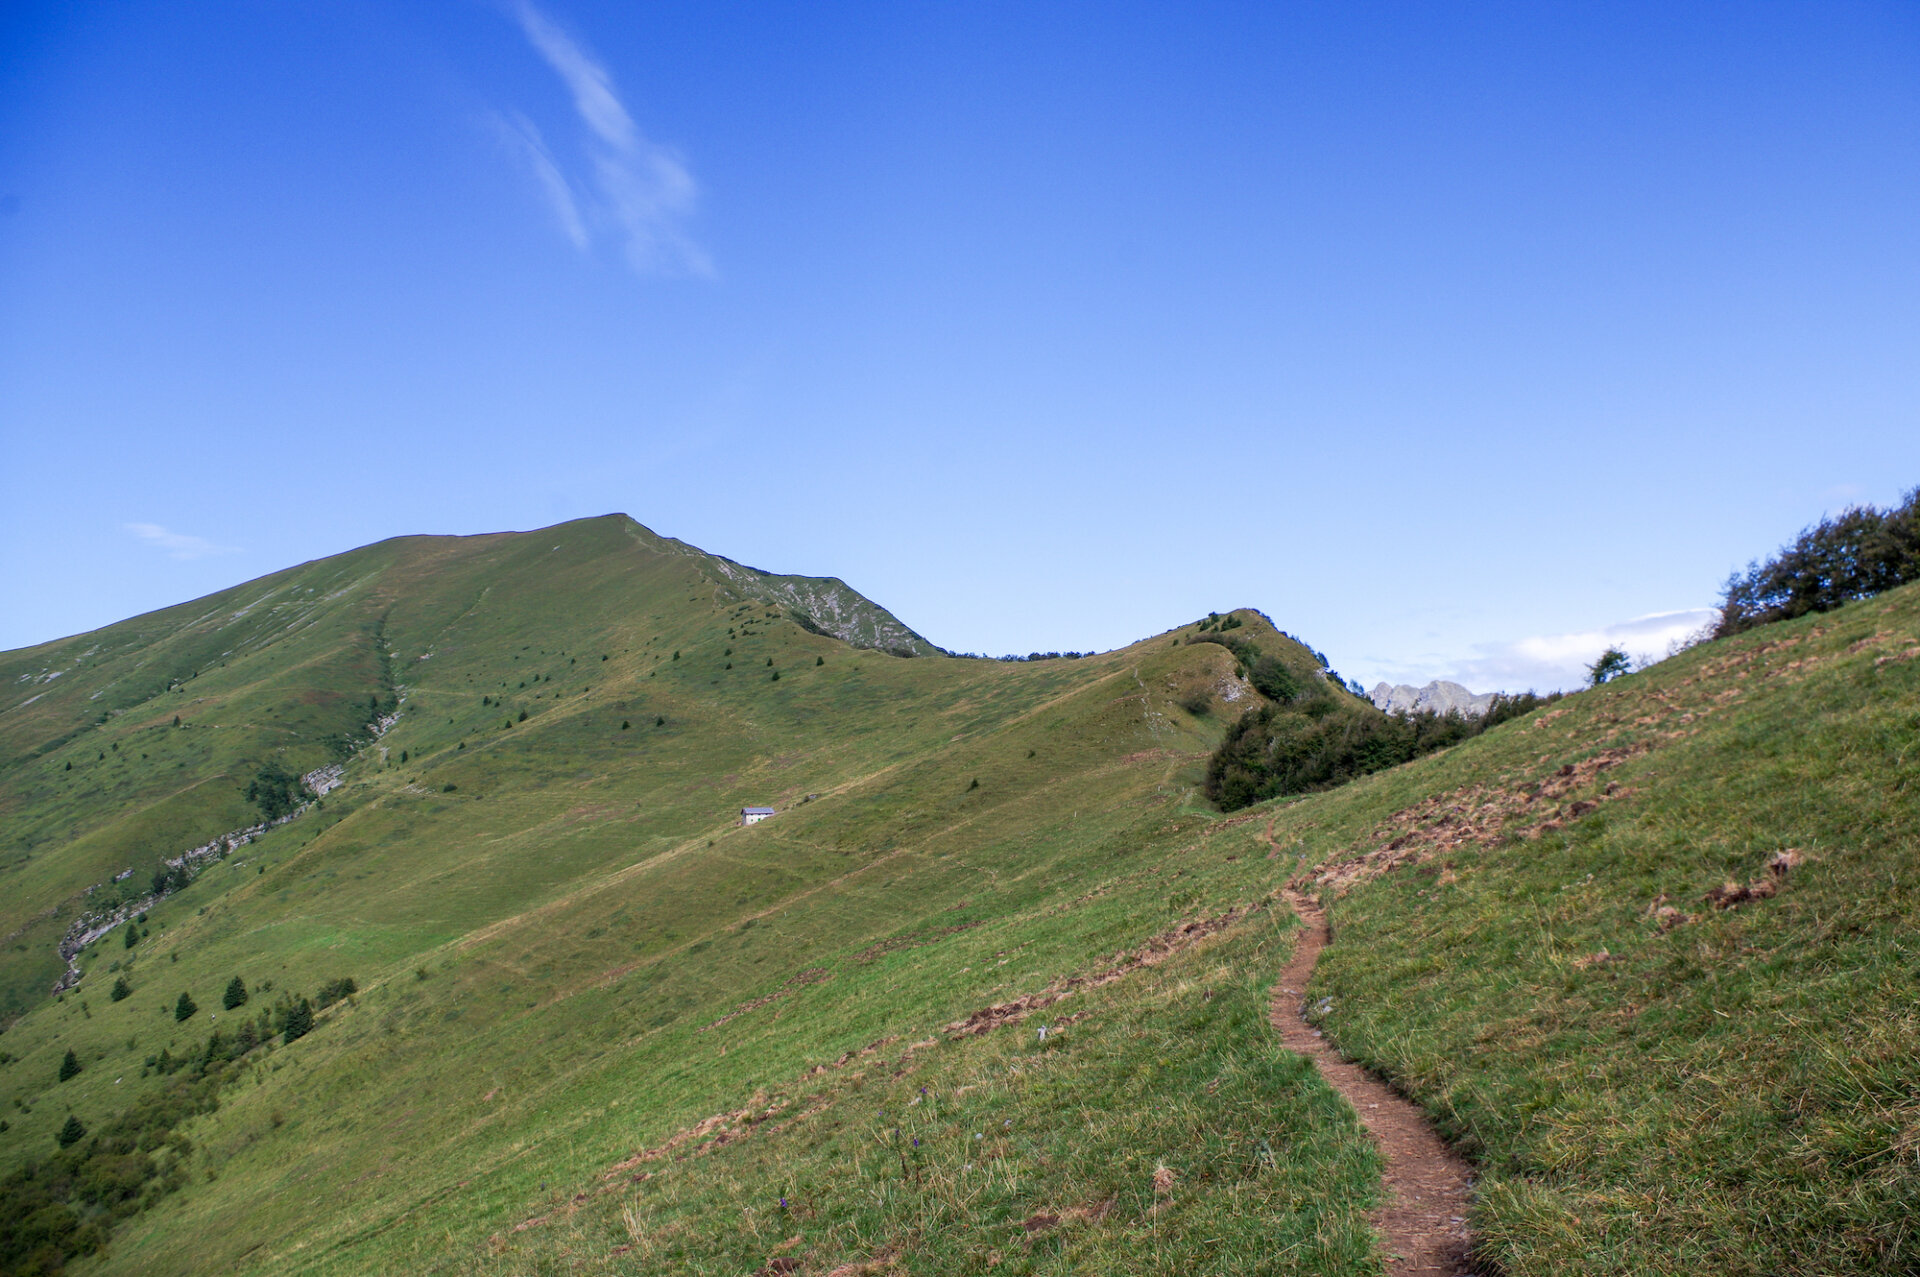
top-left (1272, 888), bottom-right (1475, 1275)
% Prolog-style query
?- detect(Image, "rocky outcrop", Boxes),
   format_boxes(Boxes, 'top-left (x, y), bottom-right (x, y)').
top-left (1368, 680), bottom-right (1497, 717)
top-left (624, 518), bottom-right (940, 657)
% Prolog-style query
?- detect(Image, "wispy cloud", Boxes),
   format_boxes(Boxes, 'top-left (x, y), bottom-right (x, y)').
top-left (501, 2), bottom-right (711, 277)
top-left (1435, 608), bottom-right (1721, 693)
top-left (494, 111), bottom-right (588, 249)
top-left (126, 522), bottom-right (238, 561)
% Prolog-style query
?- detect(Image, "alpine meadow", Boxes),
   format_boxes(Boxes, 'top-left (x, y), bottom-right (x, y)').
top-left (0, 511), bottom-right (1912, 1276)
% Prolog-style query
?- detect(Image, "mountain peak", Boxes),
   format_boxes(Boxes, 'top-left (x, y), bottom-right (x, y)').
top-left (1367, 678), bottom-right (1496, 717)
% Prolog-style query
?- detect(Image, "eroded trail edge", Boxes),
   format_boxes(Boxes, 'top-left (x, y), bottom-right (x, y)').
top-left (1273, 889), bottom-right (1474, 1274)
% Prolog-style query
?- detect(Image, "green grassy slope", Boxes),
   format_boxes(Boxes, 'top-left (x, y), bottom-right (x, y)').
top-left (2, 521), bottom-right (1914, 1275)
top-left (5, 520), bottom-right (1385, 1274)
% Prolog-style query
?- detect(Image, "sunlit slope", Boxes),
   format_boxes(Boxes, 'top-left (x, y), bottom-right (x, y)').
top-left (421, 581), bottom-right (1917, 1277)
top-left (3, 529), bottom-right (1325, 1272)
top-left (0, 515), bottom-right (933, 1020)
top-left (20, 534), bottom-right (1910, 1274)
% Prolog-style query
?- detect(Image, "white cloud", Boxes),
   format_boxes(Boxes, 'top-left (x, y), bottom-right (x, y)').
top-left (126, 523), bottom-right (238, 561)
top-left (1435, 608), bottom-right (1722, 693)
top-left (505, 2), bottom-right (711, 277)
top-left (494, 111), bottom-right (588, 249)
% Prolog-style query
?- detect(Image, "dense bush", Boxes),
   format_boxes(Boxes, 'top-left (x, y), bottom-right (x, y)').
top-left (1717, 487), bottom-right (1920, 636)
top-left (1205, 664), bottom-right (1560, 811)
top-left (0, 1063), bottom-right (226, 1274)
top-left (314, 977), bottom-right (357, 1010)
top-left (245, 762), bottom-right (312, 821)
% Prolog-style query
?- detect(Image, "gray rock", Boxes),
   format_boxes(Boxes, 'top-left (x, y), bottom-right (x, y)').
top-left (1368, 679), bottom-right (1498, 718)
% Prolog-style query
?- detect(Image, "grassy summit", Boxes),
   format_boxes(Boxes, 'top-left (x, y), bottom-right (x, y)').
top-left (0, 516), bottom-right (1914, 1275)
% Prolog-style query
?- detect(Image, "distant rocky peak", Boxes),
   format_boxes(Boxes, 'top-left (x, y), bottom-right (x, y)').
top-left (1368, 679), bottom-right (1497, 718)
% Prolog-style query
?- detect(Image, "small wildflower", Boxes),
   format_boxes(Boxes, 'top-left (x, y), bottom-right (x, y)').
top-left (912, 1137), bottom-right (920, 1147)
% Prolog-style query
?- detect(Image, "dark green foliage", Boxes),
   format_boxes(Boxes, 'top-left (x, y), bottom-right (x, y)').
top-left (0, 1060), bottom-right (227, 1273)
top-left (171, 715), bottom-right (179, 727)
top-left (441, 783), bottom-right (457, 792)
top-left (816, 656), bottom-right (824, 666)
top-left (655, 716), bottom-right (665, 726)
top-left (173, 991), bottom-right (196, 1022)
top-left (123, 926), bottom-right (139, 950)
top-left (58, 1049), bottom-right (80, 1082)
top-left (517, 710), bottom-right (527, 722)
top-left (621, 720), bottom-right (630, 730)
top-left (1717, 486), bottom-right (1920, 636)
top-left (1206, 693), bottom-right (1558, 812)
top-left (314, 977), bottom-right (357, 1010)
top-left (282, 997), bottom-right (314, 1044)
top-left (967, 778), bottom-right (979, 791)
top-left (244, 762), bottom-right (311, 821)
top-left (149, 865), bottom-right (186, 896)
top-left (1587, 646), bottom-right (1633, 686)
top-left (399, 750), bottom-right (408, 764)
top-left (1479, 691), bottom-right (1562, 730)
top-left (222, 976), bottom-right (248, 1011)
top-left (771, 670), bottom-right (780, 681)
top-left (1247, 654), bottom-right (1301, 703)
top-left (109, 976), bottom-right (130, 1002)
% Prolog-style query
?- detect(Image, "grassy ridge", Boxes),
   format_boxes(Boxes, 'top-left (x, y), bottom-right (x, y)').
top-left (2, 519), bottom-right (1915, 1274)
top-left (1294, 594), bottom-right (1920, 1274)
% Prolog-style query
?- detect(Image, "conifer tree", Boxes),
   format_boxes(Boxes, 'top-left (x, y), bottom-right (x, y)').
top-left (56, 1115), bottom-right (86, 1148)
top-left (223, 976), bottom-right (249, 1010)
top-left (110, 976), bottom-right (131, 1002)
top-left (174, 990), bottom-right (198, 1022)
top-left (58, 1049), bottom-right (81, 1082)
top-left (283, 997), bottom-right (314, 1044)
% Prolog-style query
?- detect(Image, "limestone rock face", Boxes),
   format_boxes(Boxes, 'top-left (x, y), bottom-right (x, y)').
top-left (1368, 679), bottom-right (1497, 718)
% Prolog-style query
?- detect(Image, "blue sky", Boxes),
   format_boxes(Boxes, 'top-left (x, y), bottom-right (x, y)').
top-left (4, 1), bottom-right (1917, 690)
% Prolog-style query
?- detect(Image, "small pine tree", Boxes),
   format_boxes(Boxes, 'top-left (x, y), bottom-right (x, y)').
top-left (174, 990), bottom-right (198, 1022)
top-left (110, 975), bottom-right (131, 1002)
top-left (517, 710), bottom-right (528, 722)
top-left (124, 926), bottom-right (139, 950)
top-left (172, 715), bottom-right (180, 727)
top-left (283, 997), bottom-right (314, 1044)
top-left (655, 716), bottom-right (665, 727)
top-left (399, 750), bottom-right (408, 763)
top-left (223, 976), bottom-right (249, 1010)
top-left (816, 656), bottom-right (824, 666)
top-left (621, 720), bottom-right (630, 730)
top-left (968, 778), bottom-right (980, 791)
top-left (56, 1115), bottom-right (86, 1148)
top-left (771, 670), bottom-right (780, 681)
top-left (58, 1048), bottom-right (81, 1082)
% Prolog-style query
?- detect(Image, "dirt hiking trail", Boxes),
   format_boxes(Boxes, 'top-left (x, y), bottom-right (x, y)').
top-left (1272, 886), bottom-right (1475, 1274)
